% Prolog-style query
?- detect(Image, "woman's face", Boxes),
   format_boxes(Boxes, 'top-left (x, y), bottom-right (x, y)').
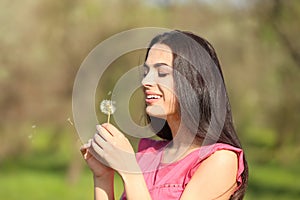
top-left (142, 43), bottom-right (178, 119)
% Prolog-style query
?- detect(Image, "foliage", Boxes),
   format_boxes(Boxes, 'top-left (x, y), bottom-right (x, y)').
top-left (0, 0), bottom-right (299, 199)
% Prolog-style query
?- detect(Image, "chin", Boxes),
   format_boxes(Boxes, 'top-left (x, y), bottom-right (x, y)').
top-left (146, 106), bottom-right (167, 119)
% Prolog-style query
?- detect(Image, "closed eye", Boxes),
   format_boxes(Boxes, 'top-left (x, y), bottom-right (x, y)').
top-left (143, 63), bottom-right (172, 77)
top-left (158, 65), bottom-right (172, 77)
top-left (158, 72), bottom-right (169, 77)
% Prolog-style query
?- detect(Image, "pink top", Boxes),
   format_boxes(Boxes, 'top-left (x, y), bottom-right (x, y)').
top-left (121, 138), bottom-right (245, 200)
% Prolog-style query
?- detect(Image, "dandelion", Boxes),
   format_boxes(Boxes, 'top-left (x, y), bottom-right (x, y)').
top-left (100, 100), bottom-right (116, 124)
top-left (67, 117), bottom-right (74, 126)
top-left (29, 124), bottom-right (36, 141)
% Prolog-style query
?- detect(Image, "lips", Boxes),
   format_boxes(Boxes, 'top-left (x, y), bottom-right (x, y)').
top-left (146, 94), bottom-right (161, 99)
top-left (145, 91), bottom-right (162, 104)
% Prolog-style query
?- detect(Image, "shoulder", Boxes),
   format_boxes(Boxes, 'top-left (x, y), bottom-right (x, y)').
top-left (203, 149), bottom-right (238, 167)
top-left (195, 146), bottom-right (239, 179)
top-left (198, 143), bottom-right (243, 161)
top-left (193, 143), bottom-right (245, 185)
top-left (181, 144), bottom-right (244, 199)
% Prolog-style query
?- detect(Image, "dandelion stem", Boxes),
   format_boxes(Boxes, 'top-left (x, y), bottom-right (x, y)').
top-left (107, 113), bottom-right (111, 124)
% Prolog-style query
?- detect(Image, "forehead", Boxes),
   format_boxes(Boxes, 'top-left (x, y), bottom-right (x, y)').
top-left (146, 43), bottom-right (173, 66)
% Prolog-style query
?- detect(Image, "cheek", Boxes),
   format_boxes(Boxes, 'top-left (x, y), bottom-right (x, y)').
top-left (162, 84), bottom-right (176, 102)
top-left (156, 74), bottom-right (174, 90)
top-left (157, 79), bottom-right (174, 98)
top-left (162, 87), bottom-right (178, 113)
top-left (167, 92), bottom-right (178, 111)
top-left (157, 79), bottom-right (173, 89)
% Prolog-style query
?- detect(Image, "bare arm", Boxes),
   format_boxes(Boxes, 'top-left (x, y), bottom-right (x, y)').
top-left (80, 140), bottom-right (115, 200)
top-left (94, 173), bottom-right (114, 200)
top-left (180, 150), bottom-right (238, 200)
top-left (91, 124), bottom-right (152, 200)
top-left (119, 171), bottom-right (152, 200)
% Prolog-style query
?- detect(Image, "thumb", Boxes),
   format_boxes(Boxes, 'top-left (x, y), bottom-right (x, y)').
top-left (80, 139), bottom-right (92, 156)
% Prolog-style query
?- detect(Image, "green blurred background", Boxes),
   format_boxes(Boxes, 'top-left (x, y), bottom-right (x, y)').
top-left (0, 0), bottom-right (299, 199)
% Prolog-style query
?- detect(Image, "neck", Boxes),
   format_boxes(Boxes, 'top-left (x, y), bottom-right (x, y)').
top-left (162, 114), bottom-right (202, 163)
top-left (166, 114), bottom-right (181, 138)
top-left (166, 114), bottom-right (200, 148)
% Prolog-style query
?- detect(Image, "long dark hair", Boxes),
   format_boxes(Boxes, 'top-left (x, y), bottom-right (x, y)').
top-left (144, 30), bottom-right (248, 199)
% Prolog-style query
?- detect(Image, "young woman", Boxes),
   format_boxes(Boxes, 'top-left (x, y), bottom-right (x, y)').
top-left (80, 30), bottom-right (248, 200)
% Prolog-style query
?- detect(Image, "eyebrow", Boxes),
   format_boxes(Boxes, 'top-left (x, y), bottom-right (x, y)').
top-left (143, 62), bottom-right (171, 68)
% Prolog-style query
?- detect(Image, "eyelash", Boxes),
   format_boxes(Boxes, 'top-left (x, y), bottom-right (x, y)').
top-left (143, 65), bottom-right (171, 78)
top-left (143, 70), bottom-right (169, 78)
top-left (158, 72), bottom-right (168, 77)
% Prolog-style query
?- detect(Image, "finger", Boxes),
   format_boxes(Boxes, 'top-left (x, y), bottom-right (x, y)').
top-left (93, 133), bottom-right (108, 149)
top-left (81, 139), bottom-right (92, 148)
top-left (96, 125), bottom-right (113, 142)
top-left (83, 149), bottom-right (93, 160)
top-left (80, 139), bottom-right (92, 154)
top-left (91, 140), bottom-right (105, 159)
top-left (101, 123), bottom-right (124, 138)
top-left (89, 142), bottom-right (110, 167)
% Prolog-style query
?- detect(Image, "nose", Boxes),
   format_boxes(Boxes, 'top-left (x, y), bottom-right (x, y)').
top-left (142, 71), bottom-right (156, 87)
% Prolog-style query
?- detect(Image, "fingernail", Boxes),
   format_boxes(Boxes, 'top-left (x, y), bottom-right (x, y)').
top-left (96, 124), bottom-right (101, 130)
top-left (102, 123), bottom-right (108, 127)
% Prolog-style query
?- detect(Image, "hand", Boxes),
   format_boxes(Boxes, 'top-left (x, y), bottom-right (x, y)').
top-left (80, 139), bottom-right (114, 178)
top-left (90, 123), bottom-right (140, 175)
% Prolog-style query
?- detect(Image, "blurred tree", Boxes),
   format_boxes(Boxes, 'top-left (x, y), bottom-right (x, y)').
top-left (1, 0), bottom-right (299, 177)
top-left (255, 0), bottom-right (300, 153)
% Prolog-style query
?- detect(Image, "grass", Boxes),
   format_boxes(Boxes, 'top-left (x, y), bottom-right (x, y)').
top-left (0, 127), bottom-right (124, 200)
top-left (0, 159), bottom-right (300, 200)
top-left (1, 155), bottom-right (299, 200)
top-left (0, 129), bottom-right (299, 199)
top-left (245, 161), bottom-right (300, 200)
top-left (0, 166), bottom-right (125, 200)
top-left (0, 167), bottom-right (93, 200)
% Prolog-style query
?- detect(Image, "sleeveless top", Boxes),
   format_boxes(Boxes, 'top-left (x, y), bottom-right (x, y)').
top-left (120, 138), bottom-right (245, 200)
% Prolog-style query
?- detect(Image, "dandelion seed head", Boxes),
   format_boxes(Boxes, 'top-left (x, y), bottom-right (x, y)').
top-left (100, 100), bottom-right (116, 115)
top-left (67, 117), bottom-right (74, 126)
